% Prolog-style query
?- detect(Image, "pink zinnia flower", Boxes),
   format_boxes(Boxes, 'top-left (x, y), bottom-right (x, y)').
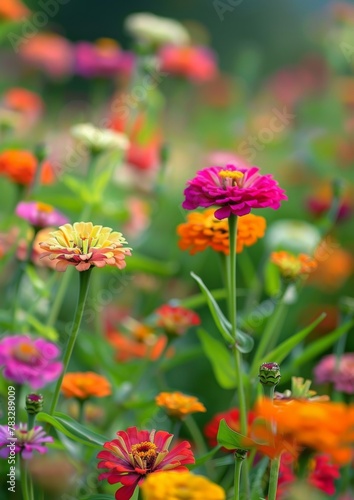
top-left (314, 353), bottom-right (354, 394)
top-left (182, 165), bottom-right (287, 220)
top-left (154, 304), bottom-right (200, 336)
top-left (0, 423), bottom-right (53, 459)
top-left (0, 335), bottom-right (63, 389)
top-left (16, 201), bottom-right (69, 229)
top-left (97, 426), bottom-right (194, 500)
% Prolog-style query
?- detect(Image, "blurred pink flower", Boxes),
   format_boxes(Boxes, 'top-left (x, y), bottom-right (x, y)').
top-left (75, 39), bottom-right (135, 78)
top-left (207, 151), bottom-right (251, 169)
top-left (314, 353), bottom-right (354, 394)
top-left (16, 201), bottom-right (68, 228)
top-left (0, 335), bottom-right (63, 389)
top-left (159, 45), bottom-right (217, 83)
top-left (182, 165), bottom-right (287, 219)
top-left (0, 423), bottom-right (53, 459)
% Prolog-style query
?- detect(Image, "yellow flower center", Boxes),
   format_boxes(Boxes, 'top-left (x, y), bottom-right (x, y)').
top-left (36, 202), bottom-right (54, 213)
top-left (218, 170), bottom-right (244, 187)
top-left (131, 441), bottom-right (158, 470)
top-left (13, 342), bottom-right (40, 363)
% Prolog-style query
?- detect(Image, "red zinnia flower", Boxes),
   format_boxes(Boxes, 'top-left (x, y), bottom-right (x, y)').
top-left (154, 304), bottom-right (200, 336)
top-left (97, 426), bottom-right (195, 500)
top-left (182, 165), bottom-right (287, 220)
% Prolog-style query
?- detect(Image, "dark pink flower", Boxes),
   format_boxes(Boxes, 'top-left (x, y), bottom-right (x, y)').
top-left (97, 426), bottom-right (194, 500)
top-left (0, 423), bottom-right (53, 459)
top-left (314, 353), bottom-right (354, 394)
top-left (16, 201), bottom-right (68, 228)
top-left (182, 164), bottom-right (287, 220)
top-left (0, 335), bottom-right (63, 389)
top-left (75, 40), bottom-right (135, 78)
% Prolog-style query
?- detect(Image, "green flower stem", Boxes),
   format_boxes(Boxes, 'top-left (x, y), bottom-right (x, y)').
top-left (48, 268), bottom-right (93, 417)
top-left (184, 415), bottom-right (214, 478)
top-left (46, 267), bottom-right (74, 327)
top-left (251, 287), bottom-right (288, 374)
top-left (27, 413), bottom-right (35, 432)
top-left (267, 456), bottom-right (281, 500)
top-left (262, 385), bottom-right (275, 400)
top-left (233, 454), bottom-right (245, 500)
top-left (77, 399), bottom-right (86, 424)
top-left (172, 419), bottom-right (182, 441)
top-left (20, 458), bottom-right (31, 500)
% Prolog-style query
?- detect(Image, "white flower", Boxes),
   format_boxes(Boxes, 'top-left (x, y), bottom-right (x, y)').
top-left (265, 219), bottom-right (321, 255)
top-left (125, 13), bottom-right (190, 47)
top-left (70, 123), bottom-right (130, 154)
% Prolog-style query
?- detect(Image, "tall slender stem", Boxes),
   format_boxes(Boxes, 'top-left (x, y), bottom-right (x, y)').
top-left (267, 456), bottom-right (281, 500)
top-left (233, 456), bottom-right (243, 500)
top-left (48, 268), bottom-right (93, 416)
top-left (46, 268), bottom-right (74, 327)
top-left (20, 458), bottom-right (30, 500)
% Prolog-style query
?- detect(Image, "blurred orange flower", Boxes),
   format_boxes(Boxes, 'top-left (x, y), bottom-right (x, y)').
top-left (61, 372), bottom-right (111, 400)
top-left (159, 45), bottom-right (218, 83)
top-left (271, 251), bottom-right (317, 280)
top-left (0, 150), bottom-right (54, 186)
top-left (3, 87), bottom-right (43, 118)
top-left (0, 0), bottom-right (29, 20)
top-left (245, 398), bottom-right (354, 464)
top-left (156, 391), bottom-right (206, 419)
top-left (17, 227), bottom-right (57, 268)
top-left (309, 245), bottom-right (353, 291)
top-left (177, 209), bottom-right (266, 255)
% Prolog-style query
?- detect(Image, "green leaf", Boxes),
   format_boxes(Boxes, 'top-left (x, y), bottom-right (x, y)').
top-left (197, 329), bottom-right (236, 389)
top-left (36, 412), bottom-right (106, 448)
top-left (25, 266), bottom-right (50, 296)
top-left (236, 328), bottom-right (254, 354)
top-left (54, 412), bottom-right (107, 447)
top-left (26, 315), bottom-right (58, 341)
top-left (128, 254), bottom-right (178, 276)
top-left (62, 175), bottom-right (91, 203)
top-left (264, 261), bottom-right (281, 297)
top-left (217, 419), bottom-right (249, 450)
top-left (250, 313), bottom-right (326, 377)
top-left (191, 272), bottom-right (233, 343)
top-left (190, 445), bottom-right (221, 468)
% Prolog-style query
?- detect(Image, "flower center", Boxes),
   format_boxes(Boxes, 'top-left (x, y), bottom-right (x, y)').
top-left (131, 441), bottom-right (157, 470)
top-left (218, 170), bottom-right (244, 187)
top-left (36, 202), bottom-right (54, 213)
top-left (13, 342), bottom-right (40, 364)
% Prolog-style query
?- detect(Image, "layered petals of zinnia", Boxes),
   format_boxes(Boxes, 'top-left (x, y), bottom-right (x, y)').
top-left (0, 423), bottom-right (53, 460)
top-left (39, 222), bottom-right (132, 272)
top-left (141, 471), bottom-right (226, 500)
top-left (155, 392), bottom-right (206, 419)
top-left (182, 165), bottom-right (287, 220)
top-left (154, 304), bottom-right (200, 336)
top-left (271, 251), bottom-right (317, 280)
top-left (97, 426), bottom-right (195, 500)
top-left (61, 372), bottom-right (112, 400)
top-left (16, 201), bottom-right (68, 228)
top-left (177, 209), bottom-right (266, 255)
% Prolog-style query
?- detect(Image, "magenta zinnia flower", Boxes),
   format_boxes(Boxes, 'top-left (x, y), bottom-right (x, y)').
top-left (0, 335), bottom-right (63, 389)
top-left (16, 201), bottom-right (69, 228)
top-left (182, 164), bottom-right (287, 220)
top-left (314, 353), bottom-right (354, 394)
top-left (0, 423), bottom-right (53, 459)
top-left (97, 426), bottom-right (195, 500)
top-left (75, 40), bottom-right (135, 78)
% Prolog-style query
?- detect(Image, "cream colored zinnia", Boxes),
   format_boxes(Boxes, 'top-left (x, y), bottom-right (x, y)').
top-left (70, 123), bottom-right (129, 154)
top-left (39, 222), bottom-right (131, 271)
top-left (125, 13), bottom-right (190, 47)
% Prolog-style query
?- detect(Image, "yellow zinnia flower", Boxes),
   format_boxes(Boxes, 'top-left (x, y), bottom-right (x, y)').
top-left (155, 391), bottom-right (206, 419)
top-left (141, 471), bottom-right (225, 500)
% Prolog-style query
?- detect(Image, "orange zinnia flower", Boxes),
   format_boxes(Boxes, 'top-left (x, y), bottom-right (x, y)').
top-left (156, 391), bottom-right (206, 419)
top-left (309, 244), bottom-right (353, 291)
top-left (3, 87), bottom-right (43, 118)
top-left (61, 372), bottom-right (111, 400)
top-left (0, 150), bottom-right (54, 186)
top-left (177, 209), bottom-right (266, 255)
top-left (271, 251), bottom-right (317, 280)
top-left (244, 398), bottom-right (354, 464)
top-left (0, 0), bottom-right (30, 20)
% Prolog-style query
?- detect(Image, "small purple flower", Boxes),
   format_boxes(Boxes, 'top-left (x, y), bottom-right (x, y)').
top-left (16, 201), bottom-right (68, 228)
top-left (0, 335), bottom-right (63, 389)
top-left (75, 40), bottom-right (135, 78)
top-left (0, 423), bottom-right (53, 459)
top-left (182, 164), bottom-right (287, 220)
top-left (314, 353), bottom-right (354, 394)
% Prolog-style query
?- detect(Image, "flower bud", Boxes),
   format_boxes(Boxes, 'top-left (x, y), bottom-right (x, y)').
top-left (26, 393), bottom-right (44, 415)
top-left (259, 362), bottom-right (281, 387)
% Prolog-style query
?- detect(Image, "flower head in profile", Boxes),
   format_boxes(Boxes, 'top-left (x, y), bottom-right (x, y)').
top-left (204, 408), bottom-right (255, 449)
top-left (0, 335), bottom-right (62, 389)
top-left (0, 423), bottom-right (53, 459)
top-left (125, 13), bottom-right (190, 47)
top-left (177, 209), bottom-right (266, 255)
top-left (271, 251), bottom-right (317, 280)
top-left (39, 222), bottom-right (132, 272)
top-left (154, 304), bottom-right (200, 336)
top-left (0, 149), bottom-right (54, 186)
top-left (182, 165), bottom-right (287, 220)
top-left (61, 372), bottom-right (112, 400)
top-left (97, 426), bottom-right (194, 500)
top-left (156, 392), bottom-right (206, 420)
top-left (314, 353), bottom-right (354, 394)
top-left (159, 45), bottom-right (218, 83)
top-left (16, 201), bottom-right (68, 229)
top-left (141, 471), bottom-right (225, 500)
top-left (71, 123), bottom-right (129, 154)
